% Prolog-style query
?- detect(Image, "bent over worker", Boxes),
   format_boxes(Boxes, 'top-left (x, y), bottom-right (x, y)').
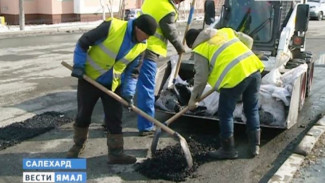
top-left (136, 0), bottom-right (186, 136)
top-left (67, 15), bottom-right (157, 164)
top-left (185, 28), bottom-right (264, 159)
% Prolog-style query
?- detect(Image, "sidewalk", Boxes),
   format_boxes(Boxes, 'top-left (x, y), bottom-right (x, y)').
top-left (268, 115), bottom-right (325, 183)
top-left (0, 21), bottom-right (103, 39)
top-left (0, 18), bottom-right (197, 40)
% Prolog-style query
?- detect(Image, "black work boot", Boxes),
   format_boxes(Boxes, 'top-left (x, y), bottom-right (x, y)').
top-left (107, 134), bottom-right (136, 164)
top-left (247, 129), bottom-right (261, 157)
top-left (66, 124), bottom-right (89, 158)
top-left (208, 136), bottom-right (238, 159)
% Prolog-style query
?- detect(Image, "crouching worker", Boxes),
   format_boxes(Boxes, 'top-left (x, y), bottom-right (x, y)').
top-left (67, 14), bottom-right (157, 164)
top-left (185, 28), bottom-right (264, 159)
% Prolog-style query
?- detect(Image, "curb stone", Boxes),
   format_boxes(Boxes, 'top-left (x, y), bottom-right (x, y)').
top-left (295, 126), bottom-right (325, 155)
top-left (267, 115), bottom-right (325, 183)
top-left (268, 153), bottom-right (305, 183)
top-left (316, 116), bottom-right (325, 126)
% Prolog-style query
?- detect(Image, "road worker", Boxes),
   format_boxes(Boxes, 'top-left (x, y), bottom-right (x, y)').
top-left (185, 28), bottom-right (264, 159)
top-left (136, 0), bottom-right (186, 136)
top-left (67, 14), bottom-right (157, 164)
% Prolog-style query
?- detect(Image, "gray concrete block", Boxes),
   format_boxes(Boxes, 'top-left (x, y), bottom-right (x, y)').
top-left (294, 135), bottom-right (317, 156)
top-left (268, 153), bottom-right (305, 183)
top-left (306, 125), bottom-right (325, 137)
top-left (295, 125), bottom-right (325, 156)
top-left (316, 116), bottom-right (325, 126)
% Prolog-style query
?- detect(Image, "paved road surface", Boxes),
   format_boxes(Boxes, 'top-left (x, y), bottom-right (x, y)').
top-left (0, 20), bottom-right (324, 183)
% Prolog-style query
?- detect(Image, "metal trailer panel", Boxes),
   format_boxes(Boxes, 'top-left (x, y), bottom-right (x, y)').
top-left (154, 60), bottom-right (307, 129)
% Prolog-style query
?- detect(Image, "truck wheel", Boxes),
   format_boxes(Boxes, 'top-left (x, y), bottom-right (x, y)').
top-left (318, 12), bottom-right (323, 21)
top-left (305, 62), bottom-right (314, 97)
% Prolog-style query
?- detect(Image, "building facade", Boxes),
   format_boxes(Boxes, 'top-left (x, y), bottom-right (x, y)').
top-left (0, 0), bottom-right (220, 25)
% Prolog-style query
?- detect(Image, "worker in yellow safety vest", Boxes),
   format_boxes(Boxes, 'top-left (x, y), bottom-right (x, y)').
top-left (136, 0), bottom-right (186, 136)
top-left (185, 28), bottom-right (265, 159)
top-left (67, 14), bottom-right (157, 164)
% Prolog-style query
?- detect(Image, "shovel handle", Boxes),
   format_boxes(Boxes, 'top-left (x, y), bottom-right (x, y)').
top-left (173, 53), bottom-right (184, 83)
top-left (172, 0), bottom-right (196, 85)
top-left (61, 61), bottom-right (177, 135)
top-left (165, 88), bottom-right (215, 125)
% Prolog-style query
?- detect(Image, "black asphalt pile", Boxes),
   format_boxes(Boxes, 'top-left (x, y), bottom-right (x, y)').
top-left (135, 134), bottom-right (219, 182)
top-left (0, 112), bottom-right (72, 150)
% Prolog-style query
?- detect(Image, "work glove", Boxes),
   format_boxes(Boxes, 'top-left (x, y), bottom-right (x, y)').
top-left (71, 66), bottom-right (84, 79)
top-left (122, 95), bottom-right (134, 112)
top-left (177, 46), bottom-right (186, 55)
top-left (188, 98), bottom-right (198, 111)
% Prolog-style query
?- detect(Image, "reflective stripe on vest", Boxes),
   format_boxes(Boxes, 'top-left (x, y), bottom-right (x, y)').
top-left (87, 55), bottom-right (106, 75)
top-left (87, 49), bottom-right (124, 79)
top-left (98, 43), bottom-right (133, 65)
top-left (85, 18), bottom-right (146, 91)
top-left (213, 51), bottom-right (253, 90)
top-left (139, 11), bottom-right (168, 44)
top-left (141, 0), bottom-right (178, 56)
top-left (154, 32), bottom-right (168, 45)
top-left (193, 28), bottom-right (264, 90)
top-left (209, 38), bottom-right (239, 71)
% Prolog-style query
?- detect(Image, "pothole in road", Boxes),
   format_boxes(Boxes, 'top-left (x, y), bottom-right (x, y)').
top-left (135, 135), bottom-right (219, 182)
top-left (0, 111), bottom-right (73, 150)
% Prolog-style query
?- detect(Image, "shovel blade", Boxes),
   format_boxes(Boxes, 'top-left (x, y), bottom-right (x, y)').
top-left (150, 127), bottom-right (162, 155)
top-left (177, 134), bottom-right (193, 168)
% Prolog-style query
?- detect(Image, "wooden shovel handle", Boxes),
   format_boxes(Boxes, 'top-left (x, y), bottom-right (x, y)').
top-left (61, 61), bottom-right (177, 135)
top-left (165, 88), bottom-right (215, 125)
top-left (172, 0), bottom-right (197, 83)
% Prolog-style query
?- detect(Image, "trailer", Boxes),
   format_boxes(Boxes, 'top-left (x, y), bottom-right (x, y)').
top-left (154, 0), bottom-right (314, 129)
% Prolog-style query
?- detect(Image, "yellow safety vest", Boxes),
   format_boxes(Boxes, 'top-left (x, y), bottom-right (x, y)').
top-left (141, 0), bottom-right (178, 57)
top-left (85, 18), bottom-right (147, 91)
top-left (193, 28), bottom-right (264, 91)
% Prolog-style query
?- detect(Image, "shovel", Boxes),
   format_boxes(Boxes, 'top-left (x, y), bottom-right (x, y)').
top-left (61, 61), bottom-right (193, 168)
top-left (167, 0), bottom-right (196, 90)
top-left (151, 88), bottom-right (215, 155)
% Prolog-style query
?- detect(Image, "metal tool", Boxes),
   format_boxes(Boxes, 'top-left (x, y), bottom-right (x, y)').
top-left (61, 61), bottom-right (193, 168)
top-left (151, 88), bottom-right (215, 155)
top-left (167, 0), bottom-right (196, 89)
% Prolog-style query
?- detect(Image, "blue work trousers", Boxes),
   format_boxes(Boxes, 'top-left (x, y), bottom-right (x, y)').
top-left (218, 71), bottom-right (261, 139)
top-left (136, 59), bottom-right (156, 131)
